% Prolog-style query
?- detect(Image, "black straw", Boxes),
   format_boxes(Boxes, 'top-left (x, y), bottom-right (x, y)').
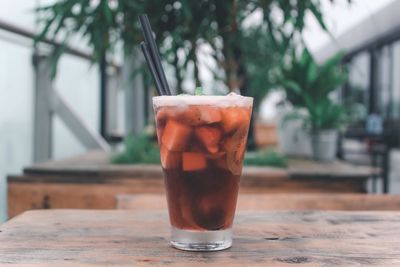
top-left (138, 14), bottom-right (171, 95)
top-left (140, 42), bottom-right (163, 95)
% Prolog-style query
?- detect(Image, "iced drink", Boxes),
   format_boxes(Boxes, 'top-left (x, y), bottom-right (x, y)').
top-left (153, 94), bottom-right (253, 251)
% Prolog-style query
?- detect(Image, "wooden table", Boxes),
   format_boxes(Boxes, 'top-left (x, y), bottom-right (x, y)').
top-left (287, 158), bottom-right (380, 179)
top-left (7, 151), bottom-right (379, 218)
top-left (116, 193), bottom-right (400, 211)
top-left (1, 210), bottom-right (400, 266)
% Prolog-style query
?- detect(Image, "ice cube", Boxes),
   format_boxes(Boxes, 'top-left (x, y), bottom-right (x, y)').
top-left (195, 126), bottom-right (222, 154)
top-left (221, 107), bottom-right (248, 134)
top-left (182, 152), bottom-right (207, 171)
top-left (182, 106), bottom-right (222, 126)
top-left (223, 126), bottom-right (248, 175)
top-left (160, 145), bottom-right (181, 169)
top-left (161, 120), bottom-right (192, 151)
top-left (199, 106), bottom-right (222, 124)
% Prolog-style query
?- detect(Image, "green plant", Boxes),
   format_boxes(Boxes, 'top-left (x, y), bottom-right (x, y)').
top-left (278, 48), bottom-right (348, 131)
top-left (35, 0), bottom-right (349, 150)
top-left (113, 132), bottom-right (287, 168)
top-left (244, 149), bottom-right (287, 168)
top-left (112, 133), bottom-right (160, 164)
top-left (35, 0), bottom-right (341, 93)
top-left (283, 101), bottom-right (346, 132)
top-left (240, 25), bottom-right (283, 112)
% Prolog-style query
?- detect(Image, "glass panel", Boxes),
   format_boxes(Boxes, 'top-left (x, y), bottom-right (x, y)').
top-left (346, 51), bottom-right (370, 121)
top-left (376, 45), bottom-right (392, 117)
top-left (392, 41), bottom-right (400, 118)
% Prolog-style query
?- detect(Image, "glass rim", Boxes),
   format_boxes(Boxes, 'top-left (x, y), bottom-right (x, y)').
top-left (152, 94), bottom-right (253, 107)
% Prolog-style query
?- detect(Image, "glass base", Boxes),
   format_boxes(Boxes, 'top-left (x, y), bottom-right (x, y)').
top-left (170, 227), bottom-right (232, 251)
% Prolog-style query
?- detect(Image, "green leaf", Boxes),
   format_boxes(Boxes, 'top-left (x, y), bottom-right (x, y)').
top-left (102, 1), bottom-right (113, 26)
top-left (34, 0), bottom-right (350, 97)
top-left (244, 149), bottom-right (287, 168)
top-left (308, 2), bottom-right (328, 31)
top-left (195, 86), bottom-right (203, 95)
top-left (112, 132), bottom-right (160, 164)
top-left (49, 41), bottom-right (68, 78)
top-left (282, 80), bottom-right (302, 95)
top-left (34, 17), bottom-right (56, 44)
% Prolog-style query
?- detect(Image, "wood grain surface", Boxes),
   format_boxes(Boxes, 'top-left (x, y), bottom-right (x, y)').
top-left (22, 150), bottom-right (378, 179)
top-left (8, 151), bottom-right (378, 218)
top-left (116, 193), bottom-right (400, 211)
top-left (287, 158), bottom-right (380, 178)
top-left (7, 174), bottom-right (367, 218)
top-left (1, 210), bottom-right (400, 266)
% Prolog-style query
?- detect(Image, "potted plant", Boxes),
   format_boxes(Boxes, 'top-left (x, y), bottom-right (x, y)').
top-left (304, 99), bottom-right (345, 161)
top-left (35, 0), bottom-right (342, 151)
top-left (278, 48), bottom-right (348, 161)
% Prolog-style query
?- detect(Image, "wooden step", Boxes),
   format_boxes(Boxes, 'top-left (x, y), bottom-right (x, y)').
top-left (116, 193), bottom-right (400, 211)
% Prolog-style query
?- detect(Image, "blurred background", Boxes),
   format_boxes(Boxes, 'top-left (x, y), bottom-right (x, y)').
top-left (2, 0), bottom-right (400, 222)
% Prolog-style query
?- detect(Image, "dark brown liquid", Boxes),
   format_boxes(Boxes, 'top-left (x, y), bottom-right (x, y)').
top-left (155, 104), bottom-right (251, 231)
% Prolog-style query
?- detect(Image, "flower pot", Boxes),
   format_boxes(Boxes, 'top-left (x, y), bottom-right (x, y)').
top-left (276, 109), bottom-right (312, 157)
top-left (311, 130), bottom-right (338, 161)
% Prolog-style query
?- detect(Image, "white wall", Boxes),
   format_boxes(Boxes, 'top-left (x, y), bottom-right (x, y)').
top-left (304, 0), bottom-right (399, 55)
top-left (52, 55), bottom-right (100, 160)
top-left (0, 1), bottom-right (99, 222)
top-left (0, 1), bottom-right (36, 223)
top-left (0, 38), bottom-right (34, 223)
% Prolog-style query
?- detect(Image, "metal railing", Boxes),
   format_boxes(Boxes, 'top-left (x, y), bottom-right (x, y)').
top-left (0, 18), bottom-right (92, 60)
top-left (0, 18), bottom-right (122, 163)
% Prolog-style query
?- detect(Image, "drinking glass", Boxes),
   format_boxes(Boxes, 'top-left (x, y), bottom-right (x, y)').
top-left (153, 94), bottom-right (253, 251)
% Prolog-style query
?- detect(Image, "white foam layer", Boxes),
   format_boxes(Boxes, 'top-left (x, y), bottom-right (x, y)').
top-left (153, 95), bottom-right (253, 107)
